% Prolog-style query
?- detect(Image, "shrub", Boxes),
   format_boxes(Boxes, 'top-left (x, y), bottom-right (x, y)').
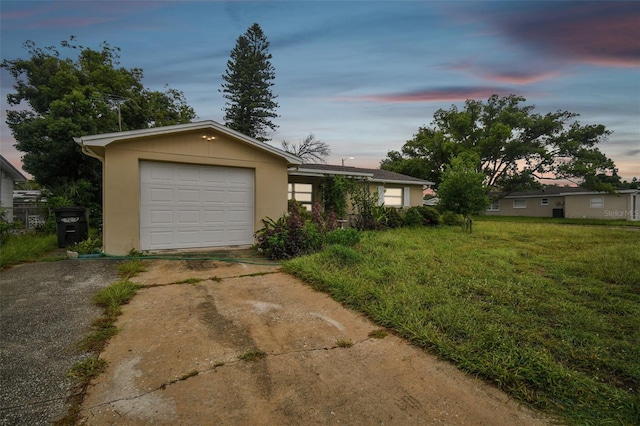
top-left (441, 211), bottom-right (464, 226)
top-left (403, 207), bottom-right (424, 227)
top-left (417, 206), bottom-right (441, 226)
top-left (69, 237), bottom-right (102, 254)
top-left (384, 207), bottom-right (403, 228)
top-left (325, 228), bottom-right (362, 247)
top-left (255, 202), bottom-right (324, 260)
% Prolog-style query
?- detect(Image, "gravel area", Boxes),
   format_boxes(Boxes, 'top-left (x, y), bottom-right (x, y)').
top-left (0, 257), bottom-right (121, 425)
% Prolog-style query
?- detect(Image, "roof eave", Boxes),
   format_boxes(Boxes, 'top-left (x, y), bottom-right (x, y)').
top-left (74, 120), bottom-right (302, 165)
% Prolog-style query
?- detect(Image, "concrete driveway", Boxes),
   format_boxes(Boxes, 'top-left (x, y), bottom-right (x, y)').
top-left (0, 257), bottom-right (122, 426)
top-left (79, 259), bottom-right (550, 425)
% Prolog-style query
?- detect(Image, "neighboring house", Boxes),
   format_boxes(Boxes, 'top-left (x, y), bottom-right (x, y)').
top-left (13, 190), bottom-right (47, 229)
top-left (0, 155), bottom-right (26, 222)
top-left (76, 120), bottom-right (433, 255)
top-left (288, 163), bottom-right (432, 214)
top-left (485, 186), bottom-right (639, 221)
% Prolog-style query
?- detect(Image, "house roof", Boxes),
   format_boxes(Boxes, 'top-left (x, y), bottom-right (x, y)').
top-left (74, 120), bottom-right (303, 165)
top-left (288, 163), bottom-right (433, 186)
top-left (0, 155), bottom-right (27, 182)
top-left (493, 186), bottom-right (639, 198)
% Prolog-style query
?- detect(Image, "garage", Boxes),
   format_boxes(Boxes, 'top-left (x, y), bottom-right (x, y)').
top-left (75, 121), bottom-right (301, 255)
top-left (139, 161), bottom-right (254, 250)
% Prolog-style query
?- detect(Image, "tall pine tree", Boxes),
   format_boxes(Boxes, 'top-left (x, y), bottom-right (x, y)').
top-left (220, 23), bottom-right (278, 142)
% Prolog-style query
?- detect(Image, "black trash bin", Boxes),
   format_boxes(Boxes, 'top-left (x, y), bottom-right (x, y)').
top-left (54, 207), bottom-right (89, 248)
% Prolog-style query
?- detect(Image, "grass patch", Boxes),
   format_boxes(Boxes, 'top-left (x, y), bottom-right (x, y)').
top-left (284, 223), bottom-right (640, 425)
top-left (67, 356), bottom-right (107, 382)
top-left (92, 280), bottom-right (142, 318)
top-left (238, 350), bottom-right (267, 362)
top-left (0, 232), bottom-right (58, 269)
top-left (476, 215), bottom-right (640, 228)
top-left (335, 339), bottom-right (354, 348)
top-left (368, 329), bottom-right (388, 339)
top-left (117, 258), bottom-right (147, 279)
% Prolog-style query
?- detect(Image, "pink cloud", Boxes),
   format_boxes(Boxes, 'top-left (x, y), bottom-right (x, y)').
top-left (479, 70), bottom-right (561, 85)
top-left (343, 87), bottom-right (521, 103)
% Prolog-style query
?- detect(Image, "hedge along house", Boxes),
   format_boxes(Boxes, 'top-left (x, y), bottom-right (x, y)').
top-left (485, 186), bottom-right (639, 221)
top-left (287, 163), bottom-right (433, 216)
top-left (76, 121), bottom-right (302, 255)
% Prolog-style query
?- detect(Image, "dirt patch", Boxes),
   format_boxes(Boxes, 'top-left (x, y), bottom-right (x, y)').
top-left (79, 260), bottom-right (551, 425)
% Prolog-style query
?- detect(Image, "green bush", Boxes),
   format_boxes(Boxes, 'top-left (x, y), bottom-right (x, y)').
top-left (441, 211), bottom-right (464, 226)
top-left (384, 207), bottom-right (403, 228)
top-left (69, 236), bottom-right (102, 254)
top-left (416, 206), bottom-right (441, 226)
top-left (403, 207), bottom-right (424, 227)
top-left (325, 228), bottom-right (362, 247)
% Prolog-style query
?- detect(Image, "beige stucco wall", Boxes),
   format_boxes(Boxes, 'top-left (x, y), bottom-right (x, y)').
top-left (99, 129), bottom-right (289, 255)
top-left (565, 193), bottom-right (635, 220)
top-left (485, 195), bottom-right (564, 217)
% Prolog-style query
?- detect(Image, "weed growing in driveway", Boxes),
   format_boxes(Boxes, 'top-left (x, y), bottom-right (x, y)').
top-left (173, 277), bottom-right (204, 285)
top-left (58, 278), bottom-right (142, 424)
top-left (117, 258), bottom-right (146, 279)
top-left (92, 280), bottom-right (141, 317)
top-left (67, 356), bottom-right (107, 382)
top-left (285, 223), bottom-right (640, 425)
top-left (368, 329), bottom-right (388, 339)
top-left (335, 339), bottom-right (354, 348)
top-left (238, 350), bottom-right (267, 362)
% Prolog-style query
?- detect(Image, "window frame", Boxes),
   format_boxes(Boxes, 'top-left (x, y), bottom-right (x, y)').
top-left (487, 200), bottom-right (500, 211)
top-left (513, 199), bottom-right (527, 209)
top-left (590, 196), bottom-right (604, 209)
top-left (383, 187), bottom-right (403, 208)
top-left (541, 198), bottom-right (549, 206)
top-left (288, 183), bottom-right (313, 211)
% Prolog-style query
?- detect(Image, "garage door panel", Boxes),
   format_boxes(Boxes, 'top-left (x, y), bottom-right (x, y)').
top-left (177, 210), bottom-right (200, 224)
top-left (148, 210), bottom-right (173, 225)
top-left (178, 189), bottom-right (200, 203)
top-left (204, 209), bottom-right (225, 223)
top-left (143, 187), bottom-right (173, 204)
top-left (149, 231), bottom-right (173, 246)
top-left (203, 190), bottom-right (225, 203)
top-left (140, 162), bottom-right (254, 250)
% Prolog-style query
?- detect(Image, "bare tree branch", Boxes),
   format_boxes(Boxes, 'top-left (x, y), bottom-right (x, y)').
top-left (281, 133), bottom-right (331, 163)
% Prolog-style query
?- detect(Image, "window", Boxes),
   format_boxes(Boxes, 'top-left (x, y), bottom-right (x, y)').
top-left (383, 188), bottom-right (403, 207)
top-left (288, 183), bottom-right (313, 211)
top-left (590, 196), bottom-right (604, 209)
top-left (487, 200), bottom-right (500, 211)
top-left (541, 198), bottom-right (549, 206)
top-left (513, 199), bottom-right (527, 209)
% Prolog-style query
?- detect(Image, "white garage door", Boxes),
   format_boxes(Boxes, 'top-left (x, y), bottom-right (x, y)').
top-left (140, 161), bottom-right (254, 250)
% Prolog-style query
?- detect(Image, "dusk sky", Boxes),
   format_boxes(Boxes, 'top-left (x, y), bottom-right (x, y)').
top-left (1, 1), bottom-right (639, 181)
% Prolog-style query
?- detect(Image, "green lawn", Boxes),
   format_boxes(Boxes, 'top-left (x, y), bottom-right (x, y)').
top-left (284, 222), bottom-right (640, 425)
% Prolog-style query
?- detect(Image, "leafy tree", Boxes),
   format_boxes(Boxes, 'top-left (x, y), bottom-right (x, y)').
top-left (281, 133), bottom-right (331, 163)
top-left (221, 23), bottom-right (278, 142)
top-left (381, 94), bottom-right (619, 192)
top-left (437, 153), bottom-right (489, 232)
top-left (2, 37), bottom-right (196, 205)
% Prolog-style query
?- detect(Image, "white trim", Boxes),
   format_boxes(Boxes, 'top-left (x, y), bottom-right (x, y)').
top-left (288, 167), bottom-right (372, 178)
top-left (403, 187), bottom-right (411, 207)
top-left (513, 199), bottom-right (527, 209)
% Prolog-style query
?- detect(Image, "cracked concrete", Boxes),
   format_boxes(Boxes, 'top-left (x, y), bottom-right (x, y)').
top-left (79, 259), bottom-right (551, 425)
